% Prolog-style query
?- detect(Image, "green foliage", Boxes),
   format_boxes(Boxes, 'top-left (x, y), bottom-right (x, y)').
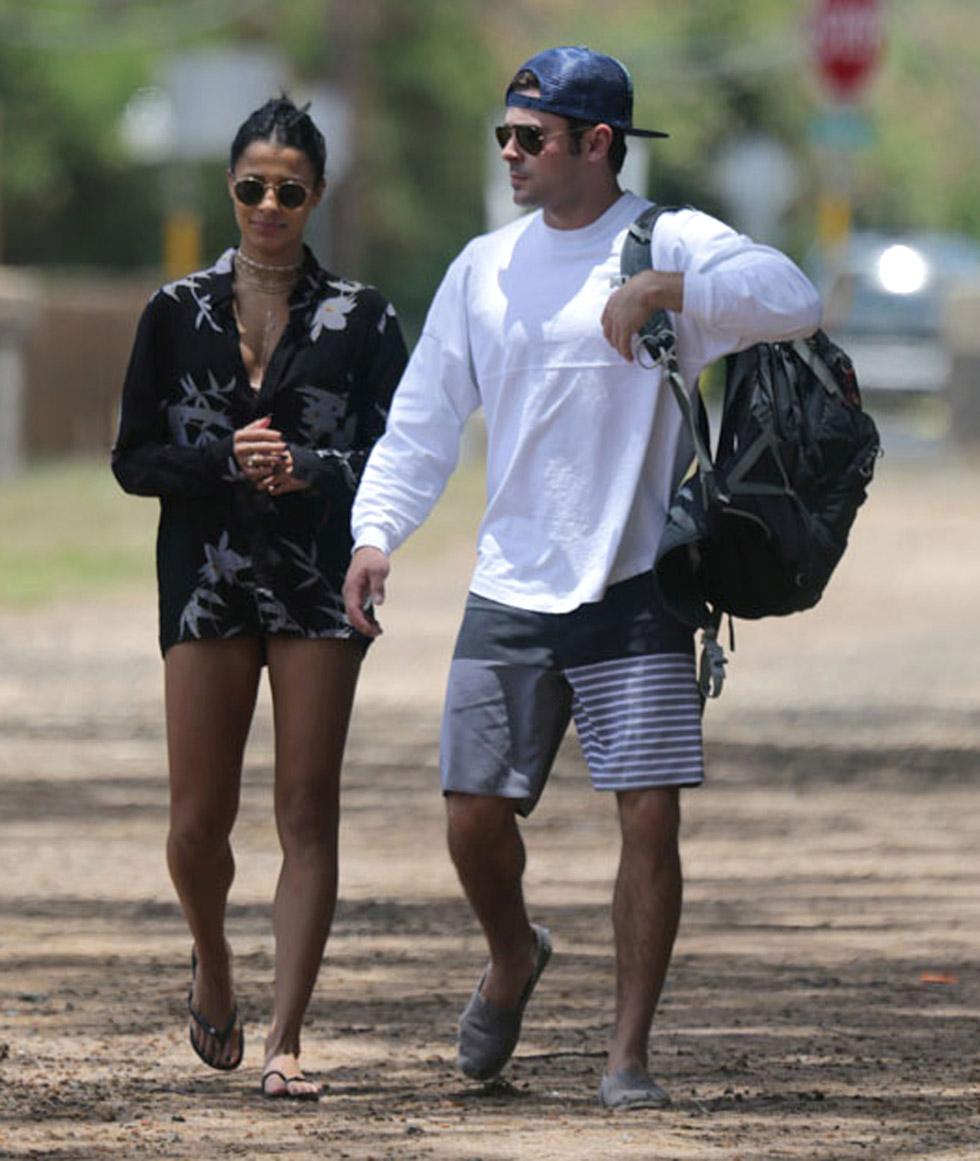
top-left (0, 452), bottom-right (484, 607)
top-left (0, 0), bottom-right (976, 330)
top-left (0, 459), bottom-right (153, 606)
top-left (0, 13), bottom-right (161, 268)
top-left (862, 1), bottom-right (980, 236)
top-left (326, 0), bottom-right (499, 326)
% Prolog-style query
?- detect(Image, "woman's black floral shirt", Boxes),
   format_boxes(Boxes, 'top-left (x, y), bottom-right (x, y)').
top-left (112, 247), bottom-right (408, 655)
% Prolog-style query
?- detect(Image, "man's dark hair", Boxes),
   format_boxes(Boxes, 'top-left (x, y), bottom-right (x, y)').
top-left (229, 95), bottom-right (326, 184)
top-left (565, 117), bottom-right (627, 174)
top-left (509, 67), bottom-right (540, 91)
top-left (507, 69), bottom-right (628, 175)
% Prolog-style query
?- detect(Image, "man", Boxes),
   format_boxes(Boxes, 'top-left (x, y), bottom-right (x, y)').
top-left (343, 45), bottom-right (820, 1108)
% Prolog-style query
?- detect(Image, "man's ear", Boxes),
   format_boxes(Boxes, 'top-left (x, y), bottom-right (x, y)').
top-left (587, 123), bottom-right (614, 163)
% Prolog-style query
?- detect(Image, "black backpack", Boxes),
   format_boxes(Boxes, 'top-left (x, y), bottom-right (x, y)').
top-left (621, 205), bottom-right (881, 696)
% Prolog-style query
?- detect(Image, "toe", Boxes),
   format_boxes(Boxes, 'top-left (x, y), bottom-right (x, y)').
top-left (286, 1076), bottom-right (321, 1099)
top-left (262, 1053), bottom-right (320, 1100)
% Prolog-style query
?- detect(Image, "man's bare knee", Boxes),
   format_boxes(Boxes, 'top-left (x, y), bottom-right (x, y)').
top-left (446, 792), bottom-right (519, 853)
top-left (617, 787), bottom-right (680, 849)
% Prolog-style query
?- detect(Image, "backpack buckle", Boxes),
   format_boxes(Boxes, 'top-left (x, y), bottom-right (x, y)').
top-left (698, 621), bottom-right (727, 699)
top-left (636, 326), bottom-right (674, 369)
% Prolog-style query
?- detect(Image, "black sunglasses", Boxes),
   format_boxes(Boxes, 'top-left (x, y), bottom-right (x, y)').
top-left (493, 123), bottom-right (587, 156)
top-left (232, 176), bottom-right (311, 210)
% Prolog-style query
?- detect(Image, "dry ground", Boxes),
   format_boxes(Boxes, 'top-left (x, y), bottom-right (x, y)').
top-left (0, 454), bottom-right (978, 1160)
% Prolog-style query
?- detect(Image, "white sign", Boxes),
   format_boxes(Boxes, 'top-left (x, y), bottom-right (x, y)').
top-left (713, 135), bottom-right (801, 243)
top-left (162, 47), bottom-right (290, 161)
top-left (120, 50), bottom-right (351, 186)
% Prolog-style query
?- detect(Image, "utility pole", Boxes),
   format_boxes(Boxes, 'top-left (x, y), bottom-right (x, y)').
top-left (0, 103), bottom-right (5, 264)
top-left (324, 0), bottom-right (371, 274)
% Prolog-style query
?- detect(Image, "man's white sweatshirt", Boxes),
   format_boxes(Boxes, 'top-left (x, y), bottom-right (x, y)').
top-left (352, 191), bottom-right (821, 613)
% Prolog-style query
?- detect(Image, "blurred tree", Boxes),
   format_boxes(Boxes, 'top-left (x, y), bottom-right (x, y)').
top-left (0, 0), bottom-right (269, 270)
top-left (0, 29), bottom-right (160, 269)
top-left (0, 0), bottom-right (976, 331)
top-left (862, 1), bottom-right (980, 236)
top-left (310, 0), bottom-right (499, 329)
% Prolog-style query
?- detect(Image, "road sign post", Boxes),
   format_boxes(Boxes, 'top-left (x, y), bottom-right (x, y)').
top-left (809, 0), bottom-right (885, 254)
top-left (811, 0), bottom-right (884, 101)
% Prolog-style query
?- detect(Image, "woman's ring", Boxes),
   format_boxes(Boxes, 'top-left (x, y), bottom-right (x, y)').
top-left (249, 455), bottom-right (259, 468)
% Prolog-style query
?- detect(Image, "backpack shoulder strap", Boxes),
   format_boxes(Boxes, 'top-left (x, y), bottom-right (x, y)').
top-left (620, 204), bottom-right (675, 361)
top-left (621, 205), bottom-right (718, 494)
top-left (623, 206), bottom-right (727, 695)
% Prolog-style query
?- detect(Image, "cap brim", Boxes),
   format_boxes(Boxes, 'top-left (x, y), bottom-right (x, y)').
top-left (625, 128), bottom-right (670, 139)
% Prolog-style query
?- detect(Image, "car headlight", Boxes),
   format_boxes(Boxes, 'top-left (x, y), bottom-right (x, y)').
top-left (877, 244), bottom-right (930, 295)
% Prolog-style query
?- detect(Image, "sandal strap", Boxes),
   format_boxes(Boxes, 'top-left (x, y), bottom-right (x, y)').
top-left (261, 1068), bottom-right (320, 1096)
top-left (187, 995), bottom-right (239, 1042)
top-left (261, 1069), bottom-right (291, 1093)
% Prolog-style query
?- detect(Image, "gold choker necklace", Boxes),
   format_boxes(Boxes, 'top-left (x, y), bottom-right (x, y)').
top-left (233, 250), bottom-right (301, 295)
top-left (236, 249), bottom-right (302, 274)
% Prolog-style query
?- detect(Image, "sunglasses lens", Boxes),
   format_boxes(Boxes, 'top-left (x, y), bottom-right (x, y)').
top-left (515, 126), bottom-right (544, 154)
top-left (234, 178), bottom-right (265, 206)
top-left (277, 181), bottom-right (308, 209)
top-left (494, 124), bottom-right (544, 155)
top-left (234, 177), bottom-right (309, 209)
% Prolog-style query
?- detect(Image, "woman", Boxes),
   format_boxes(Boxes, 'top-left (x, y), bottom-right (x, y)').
top-left (112, 97), bottom-right (407, 1100)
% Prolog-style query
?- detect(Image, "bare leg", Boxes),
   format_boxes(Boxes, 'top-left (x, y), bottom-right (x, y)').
top-left (165, 638), bottom-right (262, 1068)
top-left (607, 786), bottom-right (682, 1078)
top-left (261, 636), bottom-right (362, 1096)
top-left (446, 793), bottom-right (537, 1007)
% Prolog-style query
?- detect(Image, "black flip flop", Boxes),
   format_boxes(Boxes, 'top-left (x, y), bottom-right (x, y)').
top-left (187, 949), bottom-right (244, 1072)
top-left (260, 1068), bottom-right (321, 1101)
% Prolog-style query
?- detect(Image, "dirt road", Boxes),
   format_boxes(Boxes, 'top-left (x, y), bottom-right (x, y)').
top-left (1, 456), bottom-right (978, 1159)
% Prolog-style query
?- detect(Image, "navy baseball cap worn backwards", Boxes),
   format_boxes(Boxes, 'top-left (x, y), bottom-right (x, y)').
top-left (506, 45), bottom-right (668, 138)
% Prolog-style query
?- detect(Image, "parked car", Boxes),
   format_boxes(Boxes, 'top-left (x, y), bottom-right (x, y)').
top-left (807, 230), bottom-right (980, 394)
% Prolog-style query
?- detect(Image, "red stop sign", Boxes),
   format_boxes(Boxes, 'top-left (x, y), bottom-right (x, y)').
top-left (812, 0), bottom-right (884, 99)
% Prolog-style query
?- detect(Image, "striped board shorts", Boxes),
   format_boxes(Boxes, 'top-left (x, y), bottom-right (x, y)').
top-left (440, 571), bottom-right (704, 816)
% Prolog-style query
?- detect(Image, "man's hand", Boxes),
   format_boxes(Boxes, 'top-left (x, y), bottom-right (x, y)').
top-left (343, 546), bottom-right (390, 638)
top-left (601, 269), bottom-right (684, 362)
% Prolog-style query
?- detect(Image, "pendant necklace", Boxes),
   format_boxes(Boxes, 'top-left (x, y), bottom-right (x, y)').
top-left (233, 248), bottom-right (301, 295)
top-left (233, 251), bottom-right (299, 388)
